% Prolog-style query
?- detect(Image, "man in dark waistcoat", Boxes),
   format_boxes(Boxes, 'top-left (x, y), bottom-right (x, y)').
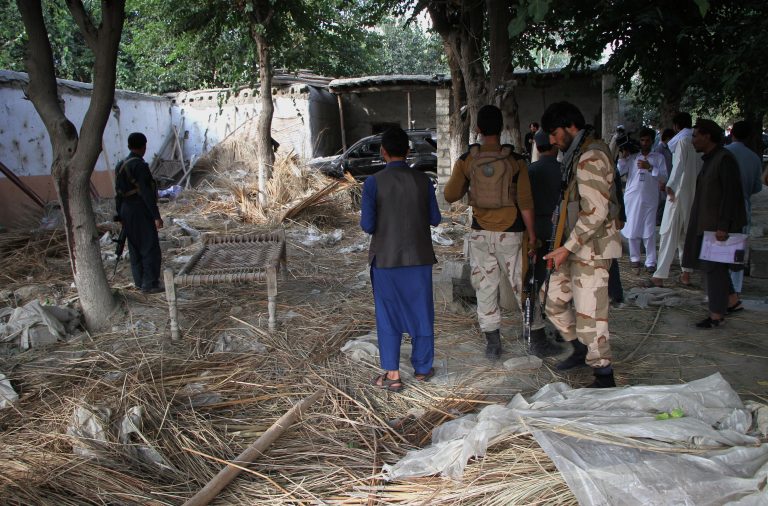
top-left (115, 132), bottom-right (164, 293)
top-left (682, 119), bottom-right (746, 328)
top-left (361, 127), bottom-right (442, 392)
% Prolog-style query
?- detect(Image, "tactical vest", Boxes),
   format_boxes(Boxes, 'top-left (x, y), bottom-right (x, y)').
top-left (467, 144), bottom-right (521, 209)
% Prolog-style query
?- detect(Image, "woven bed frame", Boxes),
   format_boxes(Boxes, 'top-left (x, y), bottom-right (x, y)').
top-left (163, 230), bottom-right (287, 339)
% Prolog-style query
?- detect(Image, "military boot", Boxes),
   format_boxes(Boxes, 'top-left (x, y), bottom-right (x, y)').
top-left (484, 330), bottom-right (502, 360)
top-left (587, 365), bottom-right (616, 388)
top-left (555, 339), bottom-right (588, 370)
top-left (528, 328), bottom-right (562, 358)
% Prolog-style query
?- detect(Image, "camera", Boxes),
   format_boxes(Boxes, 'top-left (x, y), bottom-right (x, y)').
top-left (616, 135), bottom-right (640, 155)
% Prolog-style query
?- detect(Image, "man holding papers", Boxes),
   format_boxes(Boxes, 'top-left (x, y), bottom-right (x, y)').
top-left (682, 119), bottom-right (747, 329)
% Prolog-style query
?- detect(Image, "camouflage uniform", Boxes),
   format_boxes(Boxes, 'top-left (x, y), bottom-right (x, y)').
top-left (444, 143), bottom-right (535, 334)
top-left (544, 136), bottom-right (622, 368)
top-left (468, 229), bottom-right (523, 332)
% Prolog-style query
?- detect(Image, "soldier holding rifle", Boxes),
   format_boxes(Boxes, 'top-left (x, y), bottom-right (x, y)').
top-left (541, 102), bottom-right (621, 388)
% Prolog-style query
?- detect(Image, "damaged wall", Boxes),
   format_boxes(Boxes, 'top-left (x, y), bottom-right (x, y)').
top-left (169, 83), bottom-right (338, 163)
top-left (0, 70), bottom-right (172, 227)
top-left (1, 70), bottom-right (339, 228)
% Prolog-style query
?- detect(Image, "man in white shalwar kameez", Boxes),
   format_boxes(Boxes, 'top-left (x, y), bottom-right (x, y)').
top-left (618, 128), bottom-right (667, 271)
top-left (650, 112), bottom-right (703, 287)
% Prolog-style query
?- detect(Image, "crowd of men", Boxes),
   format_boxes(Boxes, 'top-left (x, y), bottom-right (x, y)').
top-left (361, 102), bottom-right (764, 392)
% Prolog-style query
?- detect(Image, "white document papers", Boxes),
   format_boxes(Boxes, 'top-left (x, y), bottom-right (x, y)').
top-left (698, 231), bottom-right (748, 264)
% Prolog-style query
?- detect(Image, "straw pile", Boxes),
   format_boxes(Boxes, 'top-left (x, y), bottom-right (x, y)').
top-left (0, 142), bottom-right (577, 505)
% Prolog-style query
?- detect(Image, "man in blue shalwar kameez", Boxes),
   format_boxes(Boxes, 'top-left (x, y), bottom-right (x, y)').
top-left (360, 127), bottom-right (442, 392)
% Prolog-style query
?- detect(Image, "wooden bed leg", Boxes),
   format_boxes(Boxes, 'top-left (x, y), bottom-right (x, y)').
top-left (267, 266), bottom-right (277, 331)
top-left (164, 268), bottom-right (180, 340)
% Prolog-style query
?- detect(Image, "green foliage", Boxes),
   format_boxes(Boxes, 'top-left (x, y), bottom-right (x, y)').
top-left (375, 17), bottom-right (447, 75)
top-left (1, 1), bottom-right (93, 81)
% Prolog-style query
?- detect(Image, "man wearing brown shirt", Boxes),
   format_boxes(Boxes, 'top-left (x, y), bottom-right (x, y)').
top-left (444, 105), bottom-right (538, 359)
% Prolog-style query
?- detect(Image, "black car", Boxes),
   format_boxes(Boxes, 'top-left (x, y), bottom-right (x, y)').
top-left (309, 129), bottom-right (438, 183)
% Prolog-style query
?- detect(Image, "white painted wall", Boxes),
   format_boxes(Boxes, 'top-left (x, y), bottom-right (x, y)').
top-left (0, 70), bottom-right (172, 181)
top-left (169, 86), bottom-right (319, 162)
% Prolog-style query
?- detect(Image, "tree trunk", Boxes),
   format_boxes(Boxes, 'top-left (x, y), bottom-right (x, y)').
top-left (428, 5), bottom-right (469, 161)
top-left (254, 32), bottom-right (274, 206)
top-left (659, 83), bottom-right (682, 129)
top-left (17, 0), bottom-right (123, 331)
top-left (486, 0), bottom-right (522, 150)
top-left (458, 3), bottom-right (488, 143)
top-left (742, 110), bottom-right (765, 156)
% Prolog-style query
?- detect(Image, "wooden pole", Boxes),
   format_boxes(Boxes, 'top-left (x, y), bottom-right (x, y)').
top-left (183, 389), bottom-right (324, 506)
top-left (164, 268), bottom-right (179, 340)
top-left (337, 94), bottom-right (347, 152)
top-left (407, 91), bottom-right (412, 129)
top-left (0, 161), bottom-right (46, 209)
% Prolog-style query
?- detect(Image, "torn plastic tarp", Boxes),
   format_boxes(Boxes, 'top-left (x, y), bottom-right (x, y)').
top-left (0, 299), bottom-right (69, 350)
top-left (382, 374), bottom-right (768, 505)
top-left (0, 373), bottom-right (18, 409)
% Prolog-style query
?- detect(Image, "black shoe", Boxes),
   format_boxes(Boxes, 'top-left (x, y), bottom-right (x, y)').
top-left (552, 330), bottom-right (565, 342)
top-left (555, 339), bottom-right (588, 370)
top-left (587, 366), bottom-right (616, 388)
top-left (484, 330), bottom-right (501, 360)
top-left (141, 286), bottom-right (164, 294)
top-left (694, 317), bottom-right (724, 329)
top-left (528, 328), bottom-right (562, 358)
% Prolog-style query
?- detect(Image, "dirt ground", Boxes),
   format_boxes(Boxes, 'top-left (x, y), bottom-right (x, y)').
top-left (1, 175), bottom-right (766, 504)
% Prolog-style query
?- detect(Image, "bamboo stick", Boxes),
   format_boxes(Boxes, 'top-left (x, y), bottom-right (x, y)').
top-left (182, 388), bottom-right (324, 506)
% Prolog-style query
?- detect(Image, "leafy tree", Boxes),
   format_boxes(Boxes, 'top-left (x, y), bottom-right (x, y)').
top-left (1, 1), bottom-right (94, 82)
top-left (15, 0), bottom-right (124, 330)
top-left (376, 16), bottom-right (447, 75)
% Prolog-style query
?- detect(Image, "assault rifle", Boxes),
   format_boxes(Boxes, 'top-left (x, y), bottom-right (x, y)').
top-left (541, 129), bottom-right (592, 310)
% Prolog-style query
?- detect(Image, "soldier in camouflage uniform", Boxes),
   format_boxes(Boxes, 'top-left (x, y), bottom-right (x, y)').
top-left (444, 105), bottom-right (542, 360)
top-left (541, 102), bottom-right (621, 388)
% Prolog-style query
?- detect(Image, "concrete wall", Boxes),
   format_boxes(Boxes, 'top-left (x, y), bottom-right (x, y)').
top-left (0, 71), bottom-right (340, 228)
top-left (0, 70), bottom-right (172, 227)
top-left (169, 84), bottom-right (338, 161)
top-left (340, 89), bottom-right (437, 147)
top-left (514, 73), bottom-right (605, 138)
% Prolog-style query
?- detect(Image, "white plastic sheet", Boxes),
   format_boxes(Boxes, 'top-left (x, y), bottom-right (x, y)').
top-left (0, 373), bottom-right (18, 409)
top-left (382, 374), bottom-right (768, 505)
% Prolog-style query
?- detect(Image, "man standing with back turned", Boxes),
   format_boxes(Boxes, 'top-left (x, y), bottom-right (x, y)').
top-left (115, 132), bottom-right (164, 293)
top-left (444, 105), bottom-right (539, 360)
top-left (362, 127), bottom-right (441, 392)
top-left (541, 102), bottom-right (621, 388)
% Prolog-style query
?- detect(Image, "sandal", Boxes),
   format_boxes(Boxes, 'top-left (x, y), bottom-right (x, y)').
top-left (371, 372), bottom-right (404, 392)
top-left (694, 317), bottom-right (725, 329)
top-left (678, 273), bottom-right (692, 286)
top-left (727, 300), bottom-right (743, 314)
top-left (414, 367), bottom-right (435, 382)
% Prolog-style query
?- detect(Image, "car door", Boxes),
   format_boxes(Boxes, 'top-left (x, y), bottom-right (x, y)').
top-left (346, 140), bottom-right (385, 180)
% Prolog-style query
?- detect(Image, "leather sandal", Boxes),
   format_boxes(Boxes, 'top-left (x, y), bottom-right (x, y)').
top-left (371, 372), bottom-right (404, 392)
top-left (727, 300), bottom-right (744, 314)
top-left (414, 367), bottom-right (435, 382)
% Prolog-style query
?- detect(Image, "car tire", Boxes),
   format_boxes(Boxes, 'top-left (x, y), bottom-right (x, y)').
top-left (424, 171), bottom-right (438, 186)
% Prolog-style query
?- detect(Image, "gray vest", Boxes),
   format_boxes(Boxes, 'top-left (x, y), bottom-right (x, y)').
top-left (368, 165), bottom-right (437, 268)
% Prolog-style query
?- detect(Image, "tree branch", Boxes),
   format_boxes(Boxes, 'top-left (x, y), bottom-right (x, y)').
top-left (65, 0), bottom-right (99, 50)
top-left (16, 0), bottom-right (71, 138)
